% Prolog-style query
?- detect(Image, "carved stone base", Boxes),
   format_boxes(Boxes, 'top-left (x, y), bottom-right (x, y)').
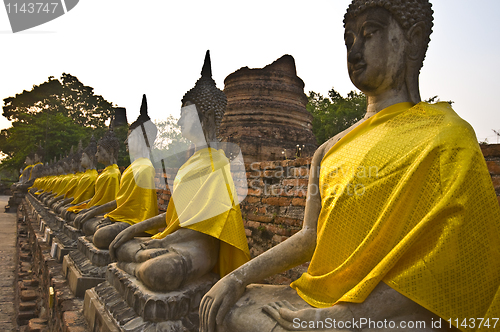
top-left (62, 223), bottom-right (84, 241)
top-left (78, 235), bottom-right (112, 267)
top-left (62, 235), bottom-right (113, 297)
top-left (63, 252), bottom-right (107, 298)
top-left (51, 232), bottom-right (77, 263)
top-left (83, 263), bottom-right (219, 332)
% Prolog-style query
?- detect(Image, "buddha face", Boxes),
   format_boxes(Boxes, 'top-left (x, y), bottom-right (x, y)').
top-left (344, 7), bottom-right (407, 96)
top-left (178, 102), bottom-right (205, 145)
top-left (81, 152), bottom-right (91, 169)
top-left (96, 145), bottom-right (111, 164)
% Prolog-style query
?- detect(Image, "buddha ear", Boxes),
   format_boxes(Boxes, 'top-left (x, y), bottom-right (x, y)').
top-left (407, 21), bottom-right (426, 61)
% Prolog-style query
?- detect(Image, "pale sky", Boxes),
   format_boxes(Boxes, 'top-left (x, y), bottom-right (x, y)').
top-left (1, 0), bottom-right (499, 143)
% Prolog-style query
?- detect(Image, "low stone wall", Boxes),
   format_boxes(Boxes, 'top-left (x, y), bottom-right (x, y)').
top-left (19, 198), bottom-right (88, 332)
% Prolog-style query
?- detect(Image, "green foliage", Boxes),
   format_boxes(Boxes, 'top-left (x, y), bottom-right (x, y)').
top-left (1, 74), bottom-right (115, 172)
top-left (307, 88), bottom-right (367, 145)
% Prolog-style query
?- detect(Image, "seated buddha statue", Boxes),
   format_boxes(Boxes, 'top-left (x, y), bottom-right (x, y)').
top-left (28, 144), bottom-right (46, 192)
top-left (41, 156), bottom-right (70, 204)
top-left (66, 129), bottom-right (121, 220)
top-left (107, 51), bottom-right (250, 292)
top-left (48, 145), bottom-right (83, 208)
top-left (52, 143), bottom-right (86, 212)
top-left (32, 157), bottom-right (57, 197)
top-left (56, 136), bottom-right (99, 219)
top-left (199, 1), bottom-right (500, 332)
top-left (48, 140), bottom-right (99, 217)
top-left (75, 95), bottom-right (159, 248)
top-left (12, 152), bottom-right (36, 191)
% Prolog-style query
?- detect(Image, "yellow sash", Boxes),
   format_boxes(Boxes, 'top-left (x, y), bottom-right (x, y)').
top-left (69, 169), bottom-right (98, 204)
top-left (291, 102), bottom-right (500, 331)
top-left (69, 165), bottom-right (121, 213)
top-left (105, 158), bottom-right (158, 233)
top-left (152, 148), bottom-right (250, 277)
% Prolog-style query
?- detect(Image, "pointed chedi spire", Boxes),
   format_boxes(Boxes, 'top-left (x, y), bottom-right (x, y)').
top-left (201, 50), bottom-right (212, 78)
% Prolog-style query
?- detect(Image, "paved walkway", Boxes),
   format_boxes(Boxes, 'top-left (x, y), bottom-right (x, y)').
top-left (0, 195), bottom-right (18, 331)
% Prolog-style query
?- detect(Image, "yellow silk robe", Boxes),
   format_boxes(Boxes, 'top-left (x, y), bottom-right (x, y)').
top-left (57, 173), bottom-right (78, 196)
top-left (63, 172), bottom-right (83, 199)
top-left (69, 169), bottom-right (98, 204)
top-left (69, 164), bottom-right (121, 213)
top-left (290, 102), bottom-right (500, 331)
top-left (105, 158), bottom-right (158, 233)
top-left (52, 175), bottom-right (70, 196)
top-left (152, 148), bottom-right (250, 278)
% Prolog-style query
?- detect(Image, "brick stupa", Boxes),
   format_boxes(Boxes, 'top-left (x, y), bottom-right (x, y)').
top-left (218, 55), bottom-right (317, 163)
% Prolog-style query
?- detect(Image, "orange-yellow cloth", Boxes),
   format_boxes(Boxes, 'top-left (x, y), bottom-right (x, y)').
top-left (152, 148), bottom-right (250, 278)
top-left (105, 158), bottom-right (158, 234)
top-left (29, 174), bottom-right (43, 191)
top-left (34, 175), bottom-right (53, 195)
top-left (63, 172), bottom-right (83, 199)
top-left (69, 169), bottom-right (98, 204)
top-left (69, 164), bottom-right (121, 213)
top-left (57, 173), bottom-right (78, 196)
top-left (20, 164), bottom-right (33, 182)
top-left (290, 102), bottom-right (500, 331)
top-left (52, 175), bottom-right (70, 196)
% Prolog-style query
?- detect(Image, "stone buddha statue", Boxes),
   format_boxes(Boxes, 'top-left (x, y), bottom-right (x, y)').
top-left (51, 138), bottom-right (99, 217)
top-left (74, 95), bottom-right (159, 249)
top-left (25, 144), bottom-right (44, 186)
top-left (52, 142), bottom-right (86, 212)
top-left (67, 129), bottom-right (121, 220)
top-left (32, 157), bottom-right (57, 196)
top-left (199, 1), bottom-right (500, 332)
top-left (106, 51), bottom-right (250, 293)
top-left (48, 144), bottom-right (83, 208)
top-left (12, 152), bottom-right (35, 192)
top-left (40, 156), bottom-right (69, 203)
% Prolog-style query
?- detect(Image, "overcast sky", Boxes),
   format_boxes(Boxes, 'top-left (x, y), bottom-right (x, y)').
top-left (1, 0), bottom-right (499, 144)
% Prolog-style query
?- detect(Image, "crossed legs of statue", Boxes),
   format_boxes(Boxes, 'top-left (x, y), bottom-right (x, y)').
top-left (217, 282), bottom-right (454, 332)
top-left (114, 229), bottom-right (220, 292)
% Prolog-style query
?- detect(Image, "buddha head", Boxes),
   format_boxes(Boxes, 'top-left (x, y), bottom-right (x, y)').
top-left (126, 94), bottom-right (157, 160)
top-left (97, 127), bottom-right (120, 165)
top-left (82, 135), bottom-right (98, 170)
top-left (344, 0), bottom-right (433, 104)
top-left (70, 141), bottom-right (83, 172)
top-left (34, 143), bottom-right (44, 164)
top-left (180, 50), bottom-right (227, 145)
top-left (25, 151), bottom-right (35, 166)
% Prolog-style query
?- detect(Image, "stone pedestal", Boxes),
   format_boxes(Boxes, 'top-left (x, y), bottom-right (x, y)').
top-left (84, 263), bottom-right (219, 332)
top-left (63, 236), bottom-right (110, 297)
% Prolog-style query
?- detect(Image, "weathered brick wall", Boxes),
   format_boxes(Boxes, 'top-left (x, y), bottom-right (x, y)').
top-left (240, 158), bottom-right (310, 257)
top-left (481, 144), bottom-right (500, 205)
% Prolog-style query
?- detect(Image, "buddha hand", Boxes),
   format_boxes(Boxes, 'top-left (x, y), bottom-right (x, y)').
top-left (199, 273), bottom-right (247, 332)
top-left (109, 226), bottom-right (138, 261)
top-left (262, 300), bottom-right (354, 331)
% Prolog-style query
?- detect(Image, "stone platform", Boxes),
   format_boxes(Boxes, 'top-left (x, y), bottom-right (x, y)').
top-left (84, 263), bottom-right (219, 332)
top-left (63, 236), bottom-right (111, 298)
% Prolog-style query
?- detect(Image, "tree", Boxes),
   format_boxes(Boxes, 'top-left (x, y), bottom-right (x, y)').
top-left (1, 74), bottom-right (115, 172)
top-left (307, 88), bottom-right (367, 145)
